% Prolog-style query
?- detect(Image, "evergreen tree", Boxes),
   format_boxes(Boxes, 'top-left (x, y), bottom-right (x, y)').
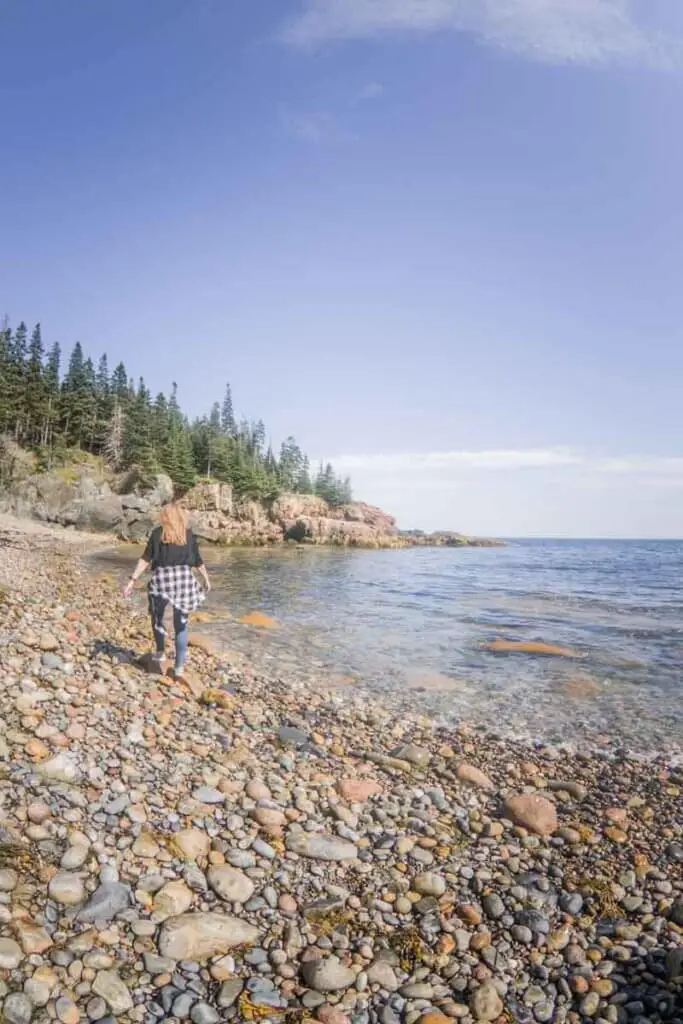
top-left (295, 455), bottom-right (313, 494)
top-left (123, 378), bottom-right (157, 479)
top-left (279, 436), bottom-right (304, 491)
top-left (0, 315), bottom-right (352, 502)
top-left (110, 362), bottom-right (129, 406)
top-left (42, 342), bottom-right (61, 448)
top-left (25, 323), bottom-right (45, 445)
top-left (6, 322), bottom-right (28, 439)
top-left (220, 382), bottom-right (236, 436)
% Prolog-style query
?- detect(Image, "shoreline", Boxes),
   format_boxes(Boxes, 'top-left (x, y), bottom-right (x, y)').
top-left (0, 519), bottom-right (681, 1023)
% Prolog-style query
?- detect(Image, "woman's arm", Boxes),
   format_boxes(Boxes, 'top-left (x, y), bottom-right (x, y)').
top-left (196, 562), bottom-right (211, 593)
top-left (123, 558), bottom-right (149, 598)
top-left (190, 532), bottom-right (211, 592)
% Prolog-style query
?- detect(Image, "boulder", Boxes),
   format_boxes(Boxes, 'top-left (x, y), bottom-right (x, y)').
top-left (504, 794), bottom-right (558, 835)
top-left (157, 913), bottom-right (259, 961)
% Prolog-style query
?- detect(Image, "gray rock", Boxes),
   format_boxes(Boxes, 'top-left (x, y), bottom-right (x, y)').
top-left (470, 982), bottom-right (504, 1021)
top-left (394, 743), bottom-right (431, 767)
top-left (144, 953), bottom-right (177, 975)
top-left (36, 752), bottom-right (79, 783)
top-left (559, 892), bottom-right (584, 916)
top-left (666, 947), bottom-right (683, 981)
top-left (286, 832), bottom-right (357, 862)
top-left (217, 979), bottom-right (243, 1008)
top-left (158, 913), bottom-right (260, 961)
top-left (190, 1004), bottom-right (220, 1024)
top-left (193, 787), bottom-right (224, 805)
top-left (0, 937), bottom-right (23, 969)
top-left (302, 956), bottom-right (357, 992)
top-left (278, 725), bottom-right (309, 748)
top-left (41, 652), bottom-right (63, 671)
top-left (483, 893), bottom-right (506, 919)
top-left (367, 960), bottom-right (399, 991)
top-left (670, 899), bottom-right (683, 926)
top-left (92, 970), bottom-right (134, 1015)
top-left (172, 992), bottom-right (195, 1019)
top-left (85, 997), bottom-right (108, 1020)
top-left (3, 993), bottom-right (34, 1024)
top-left (77, 882), bottom-right (131, 922)
top-left (207, 865), bottom-right (255, 904)
top-left (412, 872), bottom-right (446, 897)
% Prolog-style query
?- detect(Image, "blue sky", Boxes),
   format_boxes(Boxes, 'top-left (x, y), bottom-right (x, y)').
top-left (2, 0), bottom-right (683, 536)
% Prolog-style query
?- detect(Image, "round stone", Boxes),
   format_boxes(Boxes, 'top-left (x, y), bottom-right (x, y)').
top-left (48, 872), bottom-right (85, 906)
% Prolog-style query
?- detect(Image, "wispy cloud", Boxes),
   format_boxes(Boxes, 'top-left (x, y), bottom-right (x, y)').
top-left (280, 0), bottom-right (678, 68)
top-left (278, 106), bottom-right (358, 144)
top-left (328, 447), bottom-right (683, 477)
top-left (356, 81), bottom-right (385, 100)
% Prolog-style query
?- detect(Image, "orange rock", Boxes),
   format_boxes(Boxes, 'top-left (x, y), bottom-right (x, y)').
top-left (187, 634), bottom-right (215, 654)
top-left (25, 739), bottom-right (50, 761)
top-left (487, 638), bottom-right (578, 657)
top-left (504, 794), bottom-right (558, 835)
top-left (239, 611), bottom-right (279, 628)
top-left (338, 778), bottom-right (383, 802)
top-left (564, 675), bottom-right (600, 698)
top-left (605, 826), bottom-right (628, 844)
top-left (416, 1015), bottom-right (451, 1024)
top-left (456, 762), bottom-right (495, 791)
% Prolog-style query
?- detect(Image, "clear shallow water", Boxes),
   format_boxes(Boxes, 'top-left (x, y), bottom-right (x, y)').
top-left (99, 540), bottom-right (683, 754)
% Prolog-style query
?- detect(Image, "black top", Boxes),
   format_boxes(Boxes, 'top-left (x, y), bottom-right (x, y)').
top-left (142, 526), bottom-right (203, 569)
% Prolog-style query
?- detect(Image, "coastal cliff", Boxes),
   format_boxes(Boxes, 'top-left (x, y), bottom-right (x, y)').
top-left (0, 460), bottom-right (499, 548)
top-left (0, 462), bottom-right (404, 548)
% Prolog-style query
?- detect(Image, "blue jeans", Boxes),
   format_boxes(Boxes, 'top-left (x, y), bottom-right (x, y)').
top-left (148, 595), bottom-right (189, 672)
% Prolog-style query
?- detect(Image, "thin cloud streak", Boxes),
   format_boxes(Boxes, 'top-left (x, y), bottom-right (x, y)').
top-left (278, 106), bottom-right (358, 144)
top-left (280, 0), bottom-right (678, 68)
top-left (326, 448), bottom-right (683, 475)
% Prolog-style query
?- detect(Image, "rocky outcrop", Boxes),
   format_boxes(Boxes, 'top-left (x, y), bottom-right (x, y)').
top-left (0, 458), bottom-right (495, 548)
top-left (0, 466), bottom-right (400, 547)
top-left (400, 530), bottom-right (503, 548)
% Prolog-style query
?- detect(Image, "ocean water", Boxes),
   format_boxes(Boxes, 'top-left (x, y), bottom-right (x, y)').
top-left (100, 539), bottom-right (683, 754)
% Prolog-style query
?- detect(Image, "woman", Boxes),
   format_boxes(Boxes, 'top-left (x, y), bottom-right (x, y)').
top-left (124, 500), bottom-right (210, 685)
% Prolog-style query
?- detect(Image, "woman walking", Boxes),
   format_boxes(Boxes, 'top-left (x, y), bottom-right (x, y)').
top-left (124, 500), bottom-right (210, 690)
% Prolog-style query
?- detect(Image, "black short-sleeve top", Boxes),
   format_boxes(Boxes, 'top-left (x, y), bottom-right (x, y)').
top-left (142, 526), bottom-right (203, 570)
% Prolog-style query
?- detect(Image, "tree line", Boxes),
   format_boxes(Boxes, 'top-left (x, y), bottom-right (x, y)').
top-left (0, 319), bottom-right (352, 504)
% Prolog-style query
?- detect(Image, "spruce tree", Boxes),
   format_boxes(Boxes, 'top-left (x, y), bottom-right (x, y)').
top-left (220, 382), bottom-right (236, 435)
top-left (26, 323), bottom-right (45, 446)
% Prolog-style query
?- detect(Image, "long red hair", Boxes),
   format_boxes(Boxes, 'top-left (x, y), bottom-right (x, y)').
top-left (159, 502), bottom-right (188, 545)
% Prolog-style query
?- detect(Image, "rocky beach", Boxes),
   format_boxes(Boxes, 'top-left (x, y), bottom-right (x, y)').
top-left (0, 516), bottom-right (681, 1024)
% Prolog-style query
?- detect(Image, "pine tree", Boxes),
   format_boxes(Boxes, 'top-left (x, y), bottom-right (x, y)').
top-left (279, 436), bottom-right (304, 492)
top-left (220, 382), bottom-right (236, 436)
top-left (7, 322), bottom-right (28, 440)
top-left (123, 378), bottom-right (157, 480)
top-left (42, 342), bottom-right (61, 449)
top-left (0, 315), bottom-right (352, 504)
top-left (110, 362), bottom-right (129, 406)
top-left (25, 323), bottom-right (45, 445)
top-left (295, 455), bottom-right (313, 494)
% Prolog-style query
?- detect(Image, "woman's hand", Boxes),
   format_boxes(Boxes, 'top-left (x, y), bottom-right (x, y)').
top-left (123, 579), bottom-right (135, 599)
